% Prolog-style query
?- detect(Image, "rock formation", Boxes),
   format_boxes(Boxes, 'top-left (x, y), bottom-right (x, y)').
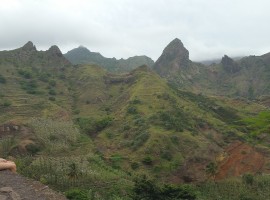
top-left (153, 38), bottom-right (190, 77)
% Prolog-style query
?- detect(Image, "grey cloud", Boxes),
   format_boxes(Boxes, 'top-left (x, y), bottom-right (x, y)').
top-left (0, 0), bottom-right (270, 61)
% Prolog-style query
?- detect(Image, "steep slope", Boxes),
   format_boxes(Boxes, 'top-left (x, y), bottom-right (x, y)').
top-left (1, 41), bottom-right (270, 199)
top-left (68, 64), bottom-right (270, 183)
top-left (153, 38), bottom-right (190, 77)
top-left (64, 46), bottom-right (154, 72)
top-left (0, 41), bottom-right (73, 123)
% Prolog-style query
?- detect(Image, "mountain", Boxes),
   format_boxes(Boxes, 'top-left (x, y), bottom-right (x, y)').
top-left (153, 38), bottom-right (190, 77)
top-left (1, 41), bottom-right (270, 199)
top-left (64, 46), bottom-right (154, 72)
top-left (153, 38), bottom-right (270, 98)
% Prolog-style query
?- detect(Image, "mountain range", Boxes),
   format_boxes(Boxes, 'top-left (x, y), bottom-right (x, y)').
top-left (1, 39), bottom-right (270, 199)
top-left (64, 46), bottom-right (154, 73)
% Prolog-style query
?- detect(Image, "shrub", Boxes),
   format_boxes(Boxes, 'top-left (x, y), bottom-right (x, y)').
top-left (18, 69), bottom-right (33, 79)
top-left (20, 80), bottom-right (38, 94)
top-left (1, 99), bottom-right (12, 107)
top-left (48, 96), bottom-right (55, 101)
top-left (0, 74), bottom-right (6, 84)
top-left (127, 106), bottom-right (138, 114)
top-left (142, 156), bottom-right (153, 165)
top-left (25, 143), bottom-right (41, 155)
top-left (65, 188), bottom-right (88, 200)
top-left (161, 150), bottom-right (173, 161)
top-left (130, 98), bottom-right (142, 104)
top-left (132, 132), bottom-right (150, 150)
top-left (48, 89), bottom-right (56, 95)
top-left (49, 80), bottom-right (56, 87)
top-left (132, 176), bottom-right (197, 200)
top-left (131, 162), bottom-right (139, 170)
top-left (95, 117), bottom-right (113, 132)
top-left (76, 117), bottom-right (113, 136)
top-left (242, 173), bottom-right (254, 185)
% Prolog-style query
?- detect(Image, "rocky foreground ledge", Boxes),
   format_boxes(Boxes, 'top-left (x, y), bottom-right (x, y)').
top-left (0, 170), bottom-right (67, 200)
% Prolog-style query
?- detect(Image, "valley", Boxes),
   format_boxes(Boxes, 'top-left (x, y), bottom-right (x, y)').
top-left (0, 39), bottom-right (270, 199)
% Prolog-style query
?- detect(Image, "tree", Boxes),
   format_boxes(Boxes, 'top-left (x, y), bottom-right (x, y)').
top-left (132, 176), bottom-right (197, 200)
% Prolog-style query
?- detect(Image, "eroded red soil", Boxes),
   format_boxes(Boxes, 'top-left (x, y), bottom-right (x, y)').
top-left (216, 141), bottom-right (265, 180)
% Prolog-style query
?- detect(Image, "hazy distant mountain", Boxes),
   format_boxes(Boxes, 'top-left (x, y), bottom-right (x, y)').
top-left (64, 46), bottom-right (154, 72)
top-left (199, 56), bottom-right (243, 65)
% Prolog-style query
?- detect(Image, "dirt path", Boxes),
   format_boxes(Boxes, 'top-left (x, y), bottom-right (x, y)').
top-left (0, 170), bottom-right (67, 200)
top-left (216, 141), bottom-right (265, 180)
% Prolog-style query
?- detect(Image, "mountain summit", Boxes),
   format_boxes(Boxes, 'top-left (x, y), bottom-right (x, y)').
top-left (153, 38), bottom-right (190, 77)
top-left (21, 41), bottom-right (36, 51)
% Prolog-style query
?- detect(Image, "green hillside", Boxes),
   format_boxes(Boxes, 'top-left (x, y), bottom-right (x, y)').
top-left (1, 42), bottom-right (270, 199)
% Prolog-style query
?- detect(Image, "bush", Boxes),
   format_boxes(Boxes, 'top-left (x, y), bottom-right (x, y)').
top-left (76, 117), bottom-right (113, 136)
top-left (1, 99), bottom-right (12, 107)
top-left (65, 188), bottom-right (88, 200)
top-left (242, 173), bottom-right (254, 185)
top-left (142, 156), bottom-right (153, 165)
top-left (130, 98), bottom-right (142, 104)
top-left (48, 96), bottom-right (56, 101)
top-left (161, 150), bottom-right (173, 161)
top-left (127, 106), bottom-right (138, 114)
top-left (131, 132), bottom-right (150, 150)
top-left (25, 143), bottom-right (41, 155)
top-left (132, 176), bottom-right (197, 200)
top-left (0, 74), bottom-right (6, 84)
top-left (48, 89), bottom-right (56, 95)
top-left (131, 162), bottom-right (139, 170)
top-left (49, 80), bottom-right (56, 87)
top-left (20, 80), bottom-right (38, 94)
top-left (18, 69), bottom-right (33, 79)
top-left (156, 109), bottom-right (190, 132)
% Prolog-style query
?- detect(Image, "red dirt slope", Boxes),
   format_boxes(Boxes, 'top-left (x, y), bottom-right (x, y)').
top-left (216, 141), bottom-right (265, 180)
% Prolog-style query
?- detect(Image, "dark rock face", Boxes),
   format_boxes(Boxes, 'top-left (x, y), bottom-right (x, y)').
top-left (153, 38), bottom-right (190, 77)
top-left (221, 55), bottom-right (240, 73)
top-left (47, 45), bottom-right (63, 57)
top-left (21, 41), bottom-right (36, 52)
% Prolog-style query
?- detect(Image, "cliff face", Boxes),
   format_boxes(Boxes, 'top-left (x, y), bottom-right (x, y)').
top-left (0, 170), bottom-right (66, 200)
top-left (153, 38), bottom-right (190, 77)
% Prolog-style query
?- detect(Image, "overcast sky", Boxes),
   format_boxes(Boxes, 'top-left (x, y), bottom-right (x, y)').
top-left (1, 0), bottom-right (270, 61)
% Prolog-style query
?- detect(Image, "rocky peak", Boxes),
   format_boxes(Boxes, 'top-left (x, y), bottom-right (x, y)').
top-left (162, 38), bottom-right (189, 61)
top-left (221, 55), bottom-right (234, 66)
top-left (47, 45), bottom-right (63, 57)
top-left (153, 38), bottom-right (190, 77)
top-left (21, 41), bottom-right (36, 51)
top-left (221, 55), bottom-right (240, 73)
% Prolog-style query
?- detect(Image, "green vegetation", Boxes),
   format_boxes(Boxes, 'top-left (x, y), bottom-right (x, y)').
top-left (0, 74), bottom-right (6, 83)
top-left (2, 42), bottom-right (270, 199)
top-left (132, 176), bottom-right (197, 200)
top-left (76, 116), bottom-right (113, 136)
top-left (242, 111), bottom-right (270, 137)
top-left (29, 118), bottom-right (81, 153)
